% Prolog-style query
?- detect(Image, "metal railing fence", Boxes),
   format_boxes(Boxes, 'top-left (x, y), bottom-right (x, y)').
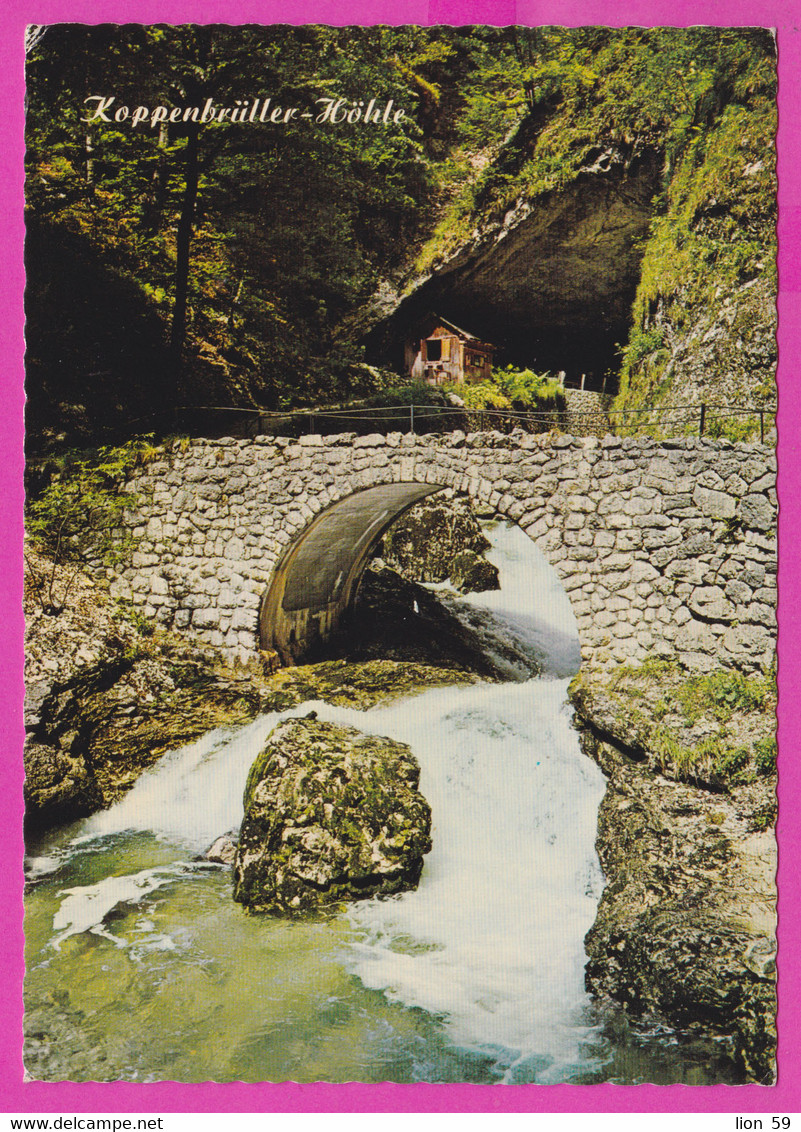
top-left (117, 400), bottom-right (776, 444)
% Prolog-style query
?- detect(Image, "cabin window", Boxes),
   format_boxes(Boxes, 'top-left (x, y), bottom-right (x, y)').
top-left (426, 338), bottom-right (442, 362)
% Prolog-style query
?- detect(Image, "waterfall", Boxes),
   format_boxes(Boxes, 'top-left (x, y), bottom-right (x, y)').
top-left (25, 523), bottom-right (609, 1084)
top-left (333, 524), bottom-right (607, 1080)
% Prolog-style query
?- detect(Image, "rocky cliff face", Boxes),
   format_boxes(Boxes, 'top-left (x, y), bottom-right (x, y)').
top-left (617, 276), bottom-right (776, 429)
top-left (364, 148), bottom-right (662, 384)
top-left (570, 661), bottom-right (777, 1083)
top-left (379, 491), bottom-right (499, 592)
top-left (362, 36), bottom-right (775, 424)
top-left (613, 89), bottom-right (776, 433)
top-left (23, 550), bottom-right (269, 830)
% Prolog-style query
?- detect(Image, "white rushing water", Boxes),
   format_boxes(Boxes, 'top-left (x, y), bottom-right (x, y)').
top-left (338, 524), bottom-right (607, 1080)
top-left (29, 522), bottom-right (608, 1083)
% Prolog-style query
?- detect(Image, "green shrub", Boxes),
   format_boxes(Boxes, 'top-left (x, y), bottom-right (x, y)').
top-left (495, 366), bottom-right (567, 411)
top-left (625, 326), bottom-right (667, 365)
top-left (704, 671), bottom-right (768, 717)
top-left (705, 415), bottom-right (761, 443)
top-left (445, 366), bottom-right (567, 418)
top-left (753, 735), bottom-right (777, 775)
top-left (713, 744), bottom-right (751, 780)
top-left (450, 379), bottom-right (512, 411)
top-left (26, 438), bottom-right (151, 614)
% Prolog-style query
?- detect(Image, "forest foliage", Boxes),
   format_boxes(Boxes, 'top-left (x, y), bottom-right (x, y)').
top-left (25, 437), bottom-right (157, 613)
top-left (25, 24), bottom-right (776, 453)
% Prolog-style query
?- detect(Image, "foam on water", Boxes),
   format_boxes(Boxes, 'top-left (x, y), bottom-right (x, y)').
top-left (325, 677), bottom-right (606, 1078)
top-left (321, 524), bottom-right (606, 1077)
top-left (75, 714), bottom-right (288, 851)
top-left (37, 522), bottom-right (608, 1081)
top-left (460, 520), bottom-right (582, 678)
top-left (51, 865), bottom-right (185, 950)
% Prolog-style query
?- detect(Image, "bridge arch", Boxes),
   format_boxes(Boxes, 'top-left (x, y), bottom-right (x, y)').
top-left (112, 432), bottom-right (776, 677)
top-left (260, 482), bottom-right (443, 663)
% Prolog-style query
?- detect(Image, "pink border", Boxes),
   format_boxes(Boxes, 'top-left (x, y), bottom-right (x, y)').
top-left (2, 0), bottom-right (798, 1114)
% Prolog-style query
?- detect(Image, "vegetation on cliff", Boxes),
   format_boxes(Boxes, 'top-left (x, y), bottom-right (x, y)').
top-left (571, 658), bottom-right (777, 1082)
top-left (613, 36), bottom-right (776, 436)
top-left (570, 656), bottom-right (776, 799)
top-left (25, 26), bottom-right (776, 453)
top-left (25, 436), bottom-right (162, 612)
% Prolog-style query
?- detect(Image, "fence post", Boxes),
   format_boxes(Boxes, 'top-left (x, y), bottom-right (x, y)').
top-left (699, 403), bottom-right (706, 437)
top-left (760, 410), bottom-right (765, 444)
top-left (410, 403), bottom-right (415, 434)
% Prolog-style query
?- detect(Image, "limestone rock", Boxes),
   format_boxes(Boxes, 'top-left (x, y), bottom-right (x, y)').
top-left (206, 834), bottom-right (238, 865)
top-left (742, 937), bottom-right (777, 980)
top-left (233, 717), bottom-right (432, 912)
top-left (381, 493), bottom-right (494, 587)
top-left (571, 665), bottom-right (777, 1083)
top-left (448, 549), bottom-right (500, 594)
top-left (24, 550), bottom-right (274, 832)
top-left (23, 740), bottom-right (99, 827)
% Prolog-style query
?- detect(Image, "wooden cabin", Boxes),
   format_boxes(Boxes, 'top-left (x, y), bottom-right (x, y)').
top-left (405, 316), bottom-right (494, 387)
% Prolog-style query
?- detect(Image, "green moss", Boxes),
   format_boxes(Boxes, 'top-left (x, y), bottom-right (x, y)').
top-left (753, 735), bottom-right (777, 775)
top-left (576, 658), bottom-right (776, 790)
top-left (608, 655), bottom-right (677, 690)
top-left (705, 416), bottom-right (763, 443)
top-left (652, 698), bottom-right (669, 720)
top-left (609, 659), bottom-right (769, 725)
top-left (244, 748), bottom-right (277, 809)
top-left (614, 88), bottom-right (776, 430)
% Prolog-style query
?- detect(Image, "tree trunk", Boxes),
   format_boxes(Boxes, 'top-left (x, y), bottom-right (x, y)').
top-left (168, 123), bottom-right (199, 405)
top-left (144, 121), bottom-right (170, 233)
top-left (85, 130), bottom-right (94, 183)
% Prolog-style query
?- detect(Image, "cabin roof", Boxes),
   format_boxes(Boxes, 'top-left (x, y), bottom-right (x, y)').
top-left (413, 313), bottom-right (494, 350)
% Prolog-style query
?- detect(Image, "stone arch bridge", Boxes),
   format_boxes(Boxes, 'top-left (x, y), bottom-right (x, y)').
top-left (111, 430), bottom-right (777, 675)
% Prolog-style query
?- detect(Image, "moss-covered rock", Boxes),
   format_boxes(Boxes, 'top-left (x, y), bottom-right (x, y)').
top-left (261, 657), bottom-right (479, 713)
top-left (24, 548), bottom-right (269, 830)
top-left (233, 717), bottom-right (432, 913)
top-left (613, 76), bottom-right (777, 433)
top-left (571, 661), bottom-right (777, 1083)
top-left (569, 659), bottom-right (776, 791)
top-left (448, 549), bottom-right (500, 594)
top-left (380, 492), bottom-right (497, 592)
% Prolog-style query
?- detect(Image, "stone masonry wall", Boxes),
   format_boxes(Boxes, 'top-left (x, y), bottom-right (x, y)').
top-left (562, 389), bottom-right (612, 438)
top-left (109, 431), bottom-right (777, 675)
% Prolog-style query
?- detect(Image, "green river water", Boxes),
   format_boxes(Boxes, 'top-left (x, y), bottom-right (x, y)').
top-left (24, 526), bottom-right (742, 1085)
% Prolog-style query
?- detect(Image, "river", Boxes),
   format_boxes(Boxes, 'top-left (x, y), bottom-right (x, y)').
top-left (23, 524), bottom-right (740, 1084)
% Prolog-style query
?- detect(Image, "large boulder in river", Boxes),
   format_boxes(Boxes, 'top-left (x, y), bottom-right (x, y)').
top-left (233, 717), bottom-right (432, 913)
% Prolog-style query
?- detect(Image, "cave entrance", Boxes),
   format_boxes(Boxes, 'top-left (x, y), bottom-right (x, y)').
top-left (363, 150), bottom-right (663, 393)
